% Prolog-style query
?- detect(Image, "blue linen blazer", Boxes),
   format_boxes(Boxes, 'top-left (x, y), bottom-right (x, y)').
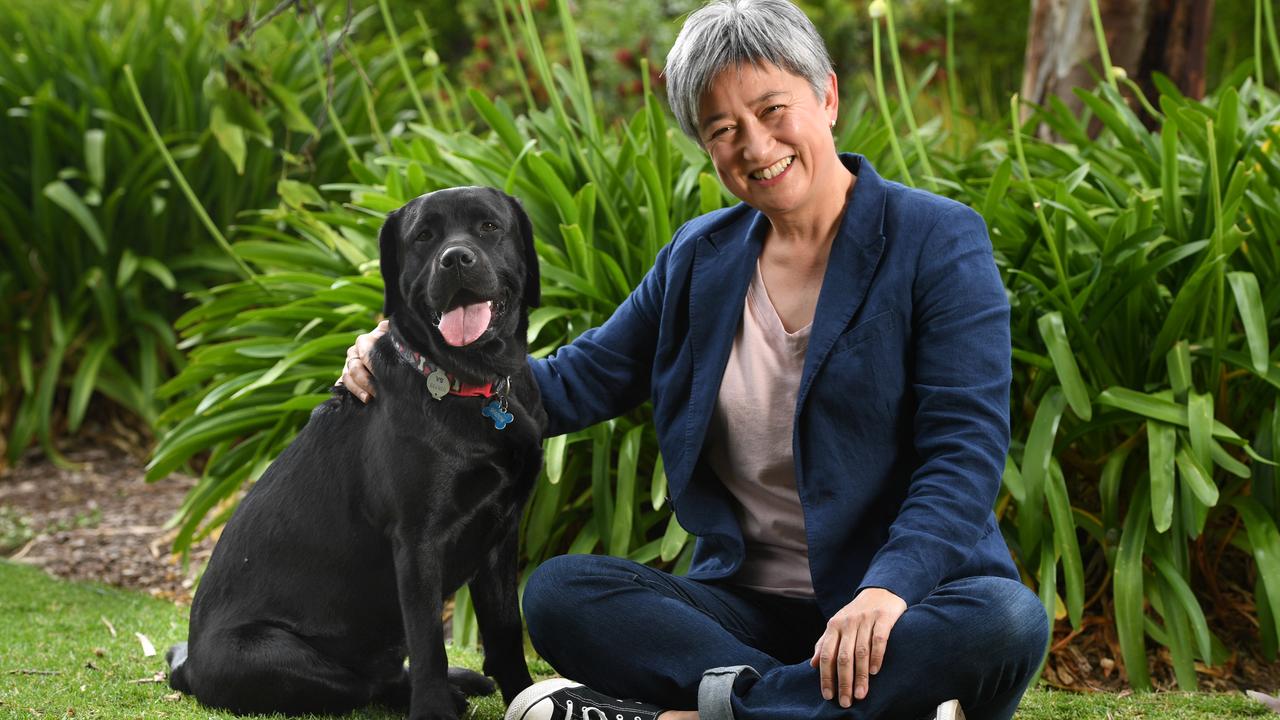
top-left (530, 154), bottom-right (1020, 618)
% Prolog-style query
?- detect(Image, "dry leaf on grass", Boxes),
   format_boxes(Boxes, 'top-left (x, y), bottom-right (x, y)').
top-left (135, 632), bottom-right (155, 657)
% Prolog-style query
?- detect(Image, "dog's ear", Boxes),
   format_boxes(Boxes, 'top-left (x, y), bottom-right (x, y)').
top-left (378, 209), bottom-right (403, 318)
top-left (509, 194), bottom-right (541, 309)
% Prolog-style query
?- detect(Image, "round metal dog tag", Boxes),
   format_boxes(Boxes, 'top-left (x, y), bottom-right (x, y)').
top-left (426, 369), bottom-right (450, 400)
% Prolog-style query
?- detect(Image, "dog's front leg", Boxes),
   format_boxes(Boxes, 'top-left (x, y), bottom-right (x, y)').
top-left (470, 523), bottom-right (533, 703)
top-left (393, 535), bottom-right (456, 720)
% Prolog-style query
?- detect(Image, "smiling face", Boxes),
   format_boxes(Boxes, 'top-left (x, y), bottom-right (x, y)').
top-left (378, 186), bottom-right (539, 381)
top-left (405, 192), bottom-right (518, 346)
top-left (698, 62), bottom-right (843, 223)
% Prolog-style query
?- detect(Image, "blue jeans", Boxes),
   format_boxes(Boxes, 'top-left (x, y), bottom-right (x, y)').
top-left (522, 555), bottom-right (1047, 720)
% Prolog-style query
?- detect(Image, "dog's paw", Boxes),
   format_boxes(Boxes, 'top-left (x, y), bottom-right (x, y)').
top-left (164, 642), bottom-right (188, 671)
top-left (412, 687), bottom-right (467, 719)
top-left (447, 666), bottom-right (496, 697)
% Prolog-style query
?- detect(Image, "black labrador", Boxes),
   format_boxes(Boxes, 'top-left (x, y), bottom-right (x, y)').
top-left (167, 186), bottom-right (545, 720)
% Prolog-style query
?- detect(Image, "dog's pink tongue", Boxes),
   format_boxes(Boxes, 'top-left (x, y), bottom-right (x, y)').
top-left (438, 302), bottom-right (492, 346)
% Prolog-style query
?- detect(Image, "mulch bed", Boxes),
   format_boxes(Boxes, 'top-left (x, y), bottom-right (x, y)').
top-left (2, 442), bottom-right (1278, 695)
top-left (1, 445), bottom-right (213, 605)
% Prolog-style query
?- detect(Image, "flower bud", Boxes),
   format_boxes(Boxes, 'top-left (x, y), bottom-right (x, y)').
top-left (869, 0), bottom-right (887, 19)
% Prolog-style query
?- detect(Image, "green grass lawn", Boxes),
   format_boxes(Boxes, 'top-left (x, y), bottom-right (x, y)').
top-left (0, 560), bottom-right (1271, 719)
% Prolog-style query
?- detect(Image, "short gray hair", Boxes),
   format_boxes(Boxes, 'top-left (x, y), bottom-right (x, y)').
top-left (664, 0), bottom-right (833, 143)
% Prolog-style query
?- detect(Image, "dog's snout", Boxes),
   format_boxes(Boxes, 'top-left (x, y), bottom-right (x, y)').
top-left (439, 245), bottom-right (477, 269)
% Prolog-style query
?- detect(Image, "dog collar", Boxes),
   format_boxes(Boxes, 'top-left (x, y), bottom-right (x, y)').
top-left (387, 331), bottom-right (515, 430)
top-left (389, 332), bottom-right (498, 399)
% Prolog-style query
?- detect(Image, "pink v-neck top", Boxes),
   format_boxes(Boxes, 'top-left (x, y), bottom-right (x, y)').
top-left (705, 260), bottom-right (815, 598)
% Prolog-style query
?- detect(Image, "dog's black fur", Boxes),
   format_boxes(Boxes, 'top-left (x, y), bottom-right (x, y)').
top-left (166, 187), bottom-right (545, 720)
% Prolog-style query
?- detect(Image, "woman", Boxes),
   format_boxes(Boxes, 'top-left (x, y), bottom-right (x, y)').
top-left (340, 1), bottom-right (1047, 718)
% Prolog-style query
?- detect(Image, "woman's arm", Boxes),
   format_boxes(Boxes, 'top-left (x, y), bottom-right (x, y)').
top-left (530, 240), bottom-right (675, 437)
top-left (858, 203), bottom-right (1012, 606)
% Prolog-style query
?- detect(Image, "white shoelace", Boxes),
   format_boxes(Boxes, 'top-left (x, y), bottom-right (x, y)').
top-left (563, 697), bottom-right (648, 720)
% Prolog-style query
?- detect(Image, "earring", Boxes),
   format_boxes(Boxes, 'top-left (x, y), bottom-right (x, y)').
top-left (830, 119), bottom-right (836, 128)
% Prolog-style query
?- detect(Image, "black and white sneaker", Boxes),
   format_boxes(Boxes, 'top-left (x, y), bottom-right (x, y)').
top-left (505, 678), bottom-right (664, 720)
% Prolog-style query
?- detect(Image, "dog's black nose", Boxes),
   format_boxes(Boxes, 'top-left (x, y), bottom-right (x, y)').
top-left (439, 245), bottom-right (477, 269)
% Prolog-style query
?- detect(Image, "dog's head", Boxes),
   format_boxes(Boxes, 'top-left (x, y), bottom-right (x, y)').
top-left (378, 186), bottom-right (540, 382)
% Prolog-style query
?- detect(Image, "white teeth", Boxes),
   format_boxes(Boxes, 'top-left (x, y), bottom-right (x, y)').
top-left (752, 156), bottom-right (793, 180)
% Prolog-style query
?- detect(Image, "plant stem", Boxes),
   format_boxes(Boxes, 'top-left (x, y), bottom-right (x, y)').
top-left (493, 0), bottom-right (537, 112)
top-left (884, 0), bottom-right (936, 189)
top-left (306, 40), bottom-right (358, 165)
top-left (1206, 120), bottom-right (1225, 390)
top-left (378, 0), bottom-right (434, 128)
top-left (122, 65), bottom-right (260, 286)
top-left (415, 11), bottom-right (460, 132)
top-left (1264, 0), bottom-right (1280, 89)
top-left (341, 48), bottom-right (390, 154)
top-left (872, 16), bottom-right (913, 185)
top-left (1258, 0), bottom-right (1267, 91)
top-left (555, 0), bottom-right (601, 145)
top-left (1010, 93), bottom-right (1070, 303)
top-left (515, 0), bottom-right (572, 133)
top-left (1087, 0), bottom-right (1118, 91)
top-left (946, 1), bottom-right (961, 115)
top-left (439, 73), bottom-right (468, 131)
top-left (1120, 77), bottom-right (1162, 121)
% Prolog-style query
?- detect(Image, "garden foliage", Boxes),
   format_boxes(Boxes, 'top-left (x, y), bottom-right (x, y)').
top-left (0, 0), bottom-right (447, 466)
top-left (7, 0), bottom-right (1280, 690)
top-left (151, 0), bottom-right (1280, 684)
top-left (985, 68), bottom-right (1280, 689)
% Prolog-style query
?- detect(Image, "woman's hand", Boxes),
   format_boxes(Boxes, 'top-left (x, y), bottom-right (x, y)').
top-left (337, 320), bottom-right (389, 403)
top-left (809, 587), bottom-right (907, 707)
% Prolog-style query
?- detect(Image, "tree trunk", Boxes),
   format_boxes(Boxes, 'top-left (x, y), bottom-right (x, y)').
top-left (1136, 0), bottom-right (1214, 103)
top-left (1020, 0), bottom-right (1214, 129)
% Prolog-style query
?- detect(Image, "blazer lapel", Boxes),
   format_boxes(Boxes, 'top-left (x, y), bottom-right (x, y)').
top-left (796, 155), bottom-right (888, 412)
top-left (680, 210), bottom-right (767, 495)
top-left (674, 154), bottom-right (886, 497)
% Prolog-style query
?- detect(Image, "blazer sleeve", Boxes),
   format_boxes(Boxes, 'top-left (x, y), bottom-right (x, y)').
top-left (857, 204), bottom-right (1011, 606)
top-left (529, 238), bottom-right (677, 438)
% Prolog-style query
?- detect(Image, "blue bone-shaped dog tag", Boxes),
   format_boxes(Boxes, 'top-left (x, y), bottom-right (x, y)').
top-left (482, 400), bottom-right (514, 430)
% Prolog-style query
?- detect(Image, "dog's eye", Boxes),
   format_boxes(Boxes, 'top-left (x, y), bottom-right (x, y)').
top-left (480, 222), bottom-right (500, 233)
top-left (415, 230), bottom-right (431, 243)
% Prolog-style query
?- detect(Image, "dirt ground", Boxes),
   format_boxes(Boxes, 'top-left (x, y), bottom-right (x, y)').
top-left (0, 444), bottom-right (213, 604)
top-left (2, 443), bottom-right (1278, 695)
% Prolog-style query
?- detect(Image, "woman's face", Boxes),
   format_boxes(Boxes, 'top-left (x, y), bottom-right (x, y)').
top-left (697, 62), bottom-right (839, 221)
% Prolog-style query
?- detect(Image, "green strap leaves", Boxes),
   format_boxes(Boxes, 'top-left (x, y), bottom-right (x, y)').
top-left (1148, 420), bottom-right (1177, 533)
top-left (1019, 387), bottom-right (1068, 558)
top-left (1038, 312), bottom-right (1092, 421)
top-left (1227, 271), bottom-right (1271, 375)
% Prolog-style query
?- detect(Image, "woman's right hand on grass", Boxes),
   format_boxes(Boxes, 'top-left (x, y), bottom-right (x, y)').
top-left (337, 320), bottom-right (389, 403)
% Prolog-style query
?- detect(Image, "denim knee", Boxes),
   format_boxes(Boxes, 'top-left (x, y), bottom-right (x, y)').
top-left (986, 577), bottom-right (1050, 665)
top-left (522, 555), bottom-right (629, 643)
top-left (523, 555), bottom-right (578, 638)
